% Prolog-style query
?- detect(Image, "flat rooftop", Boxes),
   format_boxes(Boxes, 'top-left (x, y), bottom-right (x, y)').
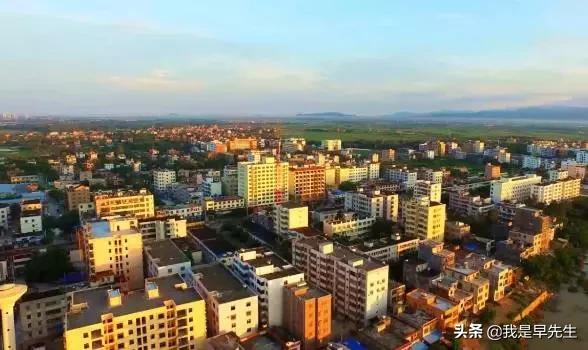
top-left (145, 239), bottom-right (189, 267)
top-left (67, 274), bottom-right (201, 329)
top-left (194, 263), bottom-right (255, 303)
top-left (296, 237), bottom-right (387, 271)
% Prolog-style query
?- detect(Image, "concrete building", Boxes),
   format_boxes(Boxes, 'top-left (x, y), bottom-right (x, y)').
top-left (292, 237), bottom-right (389, 325)
top-left (228, 138), bottom-right (257, 151)
top-left (424, 170), bottom-right (443, 184)
top-left (484, 163), bottom-right (501, 180)
top-left (508, 208), bottom-right (555, 256)
top-left (19, 288), bottom-right (68, 346)
top-left (385, 167), bottom-right (417, 190)
top-left (417, 240), bottom-right (455, 272)
top-left (349, 235), bottom-right (419, 262)
top-left (145, 240), bottom-right (192, 281)
top-left (94, 189), bottom-right (155, 219)
top-left (320, 139), bottom-right (342, 151)
top-left (64, 275), bottom-right (206, 350)
top-left (445, 265), bottom-right (490, 314)
top-left (231, 247), bottom-right (305, 328)
top-left (405, 289), bottom-right (460, 330)
top-left (283, 138), bottom-right (306, 154)
top-left (221, 166), bottom-right (239, 196)
top-left (402, 197), bottom-right (446, 242)
top-left (274, 203), bottom-right (309, 236)
top-left (194, 263), bottom-right (258, 338)
top-left (490, 174), bottom-right (542, 203)
top-left (380, 149), bottom-right (395, 162)
top-left (576, 150), bottom-right (588, 164)
top-left (138, 216), bottom-right (188, 241)
top-left (238, 156), bottom-right (289, 207)
top-left (66, 184), bottom-right (91, 212)
top-left (288, 166), bottom-right (326, 202)
top-left (283, 282), bottom-right (332, 350)
top-left (547, 169), bottom-right (568, 182)
top-left (78, 217), bottom-right (144, 290)
top-left (530, 177), bottom-right (581, 204)
top-left (344, 189), bottom-right (399, 222)
top-left (0, 283), bottom-right (28, 350)
top-left (153, 169), bottom-right (177, 192)
top-left (0, 203), bottom-right (9, 230)
top-left (156, 204), bottom-right (202, 219)
top-left (414, 181), bottom-right (442, 203)
top-left (322, 215), bottom-right (376, 239)
top-left (10, 175), bottom-right (40, 184)
top-left (202, 196), bottom-right (245, 212)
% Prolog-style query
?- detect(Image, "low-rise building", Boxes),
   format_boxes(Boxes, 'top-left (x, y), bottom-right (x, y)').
top-left (202, 196), bottom-right (245, 212)
top-left (348, 235), bottom-right (419, 262)
top-left (273, 203), bottom-right (309, 236)
top-left (405, 289), bottom-right (460, 330)
top-left (322, 214), bottom-right (375, 239)
top-left (145, 239), bottom-right (192, 281)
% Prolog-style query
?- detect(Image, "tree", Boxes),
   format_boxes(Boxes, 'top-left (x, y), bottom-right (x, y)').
top-left (370, 218), bottom-right (395, 239)
top-left (25, 247), bottom-right (75, 283)
top-left (338, 181), bottom-right (357, 191)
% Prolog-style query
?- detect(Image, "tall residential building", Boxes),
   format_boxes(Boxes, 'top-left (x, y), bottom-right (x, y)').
top-left (320, 139), bottom-right (342, 151)
top-left (153, 169), bottom-right (177, 192)
top-left (78, 217), bottom-right (144, 290)
top-left (490, 174), bottom-right (542, 203)
top-left (273, 203), bottom-right (309, 236)
top-left (138, 216), bottom-right (187, 241)
top-left (484, 163), bottom-right (501, 180)
top-left (283, 282), bottom-right (332, 350)
top-left (344, 189), bottom-right (399, 222)
top-left (414, 180), bottom-right (442, 203)
top-left (94, 189), bottom-right (155, 219)
top-left (66, 184), bottom-right (91, 212)
top-left (231, 247), bottom-right (305, 328)
top-left (385, 167), bottom-right (417, 189)
top-left (0, 283), bottom-right (28, 350)
top-left (221, 166), bottom-right (239, 196)
top-left (194, 263), bottom-right (258, 338)
top-left (403, 196), bottom-right (446, 242)
top-left (335, 165), bottom-right (369, 184)
top-left (380, 149), bottom-right (396, 162)
top-left (64, 275), bottom-right (207, 350)
top-left (237, 156), bottom-right (289, 207)
top-left (283, 138), bottom-right (306, 153)
top-left (292, 237), bottom-right (389, 325)
top-left (288, 165), bottom-right (326, 202)
top-left (530, 177), bottom-right (581, 204)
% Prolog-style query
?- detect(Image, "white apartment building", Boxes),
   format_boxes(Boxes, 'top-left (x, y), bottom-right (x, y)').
top-left (202, 196), bottom-right (245, 212)
top-left (530, 178), bottom-right (582, 204)
top-left (490, 174), bottom-right (542, 203)
top-left (576, 150), bottom-right (588, 164)
top-left (0, 204), bottom-right (9, 229)
top-left (414, 180), bottom-right (442, 203)
top-left (344, 189), bottom-right (399, 222)
top-left (144, 239), bottom-right (192, 281)
top-left (153, 169), bottom-right (177, 192)
top-left (194, 263), bottom-right (259, 338)
top-left (138, 216), bottom-right (187, 241)
top-left (425, 170), bottom-right (443, 184)
top-left (367, 162), bottom-right (381, 180)
top-left (323, 215), bottom-right (376, 239)
top-left (321, 139), bottom-right (342, 151)
top-left (282, 138), bottom-right (306, 153)
top-left (385, 167), bottom-right (417, 189)
top-left (292, 237), bottom-right (389, 325)
top-left (202, 177), bottom-right (223, 197)
top-left (522, 156), bottom-right (541, 170)
top-left (231, 247), bottom-right (304, 328)
top-left (273, 203), bottom-right (309, 236)
top-left (238, 156), bottom-right (289, 207)
top-left (156, 204), bottom-right (202, 218)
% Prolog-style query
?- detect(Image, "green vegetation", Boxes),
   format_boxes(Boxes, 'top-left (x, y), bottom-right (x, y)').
top-left (338, 181), bottom-right (357, 191)
top-left (42, 210), bottom-right (80, 239)
top-left (369, 218), bottom-right (396, 239)
top-left (25, 247), bottom-right (76, 283)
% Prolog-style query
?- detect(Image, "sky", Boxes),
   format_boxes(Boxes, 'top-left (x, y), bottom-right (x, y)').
top-left (1, 0), bottom-right (588, 116)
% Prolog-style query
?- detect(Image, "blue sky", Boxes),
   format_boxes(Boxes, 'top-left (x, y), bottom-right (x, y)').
top-left (1, 0), bottom-right (588, 115)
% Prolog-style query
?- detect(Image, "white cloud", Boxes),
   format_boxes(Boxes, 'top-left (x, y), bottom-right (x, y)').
top-left (100, 70), bottom-right (203, 93)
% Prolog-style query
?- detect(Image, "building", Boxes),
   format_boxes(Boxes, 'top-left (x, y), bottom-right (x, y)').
top-left (228, 138), bottom-right (258, 151)
top-left (349, 235), bottom-right (419, 262)
top-left (414, 181), bottom-right (442, 203)
top-left (484, 163), bottom-right (501, 180)
top-left (0, 203), bottom-right (9, 230)
top-left (238, 156), bottom-right (289, 207)
top-left (405, 289), bottom-right (460, 330)
top-left (153, 169), bottom-right (177, 192)
top-left (385, 167), bottom-right (417, 190)
top-left (63, 275), bottom-right (207, 350)
top-left (444, 221), bottom-right (471, 240)
top-left (530, 177), bottom-right (581, 204)
top-left (508, 208), bottom-right (555, 256)
top-left (19, 199), bottom-right (43, 235)
top-left (232, 247), bottom-right (305, 328)
top-left (380, 149), bottom-right (395, 162)
top-left (576, 150), bottom-right (588, 164)
top-left (344, 189), bottom-right (399, 222)
top-left (283, 282), bottom-right (332, 350)
top-left (288, 166), bottom-right (326, 202)
top-left (138, 216), bottom-right (188, 241)
top-left (490, 174), bottom-right (542, 203)
top-left (10, 174), bottom-right (40, 184)
top-left (145, 239), bottom-right (192, 281)
top-left (202, 177), bottom-right (223, 197)
top-left (522, 156), bottom-right (541, 169)
top-left (202, 196), bottom-right (245, 213)
top-left (274, 203), bottom-right (309, 236)
top-left (335, 165), bottom-right (370, 184)
top-left (402, 197), bottom-right (446, 242)
top-left (445, 265), bottom-right (490, 314)
top-left (547, 169), bottom-right (568, 182)
top-left (292, 237), bottom-right (389, 325)
top-left (448, 191), bottom-right (494, 218)
top-left (320, 139), bottom-right (342, 151)
top-left (66, 184), bottom-right (91, 212)
top-left (221, 166), bottom-right (239, 196)
top-left (463, 140), bottom-right (485, 154)
top-left (283, 138), bottom-right (306, 153)
top-left (19, 288), bottom-right (68, 346)
top-left (194, 263), bottom-right (258, 338)
top-left (0, 283), bottom-right (28, 350)
top-left (94, 189), bottom-right (155, 219)
top-left (417, 240), bottom-right (455, 272)
top-left (78, 217), bottom-right (144, 290)
top-left (323, 214), bottom-right (376, 239)
top-left (157, 204), bottom-right (202, 219)
top-left (424, 170), bottom-right (443, 184)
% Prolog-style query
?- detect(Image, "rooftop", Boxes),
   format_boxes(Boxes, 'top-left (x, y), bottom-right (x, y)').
top-left (295, 237), bottom-right (387, 271)
top-left (67, 274), bottom-right (201, 329)
top-left (144, 239), bottom-right (190, 267)
top-left (194, 263), bottom-right (255, 303)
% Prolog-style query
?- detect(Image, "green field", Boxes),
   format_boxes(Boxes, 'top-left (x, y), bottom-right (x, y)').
top-left (281, 122), bottom-right (588, 144)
